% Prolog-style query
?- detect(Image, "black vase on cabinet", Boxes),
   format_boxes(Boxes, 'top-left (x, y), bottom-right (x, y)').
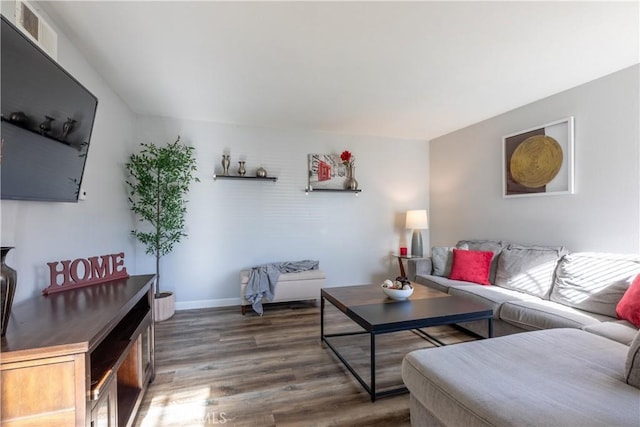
top-left (1, 246), bottom-right (17, 337)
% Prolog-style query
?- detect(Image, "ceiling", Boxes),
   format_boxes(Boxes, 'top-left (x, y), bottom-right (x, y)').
top-left (40, 1), bottom-right (639, 141)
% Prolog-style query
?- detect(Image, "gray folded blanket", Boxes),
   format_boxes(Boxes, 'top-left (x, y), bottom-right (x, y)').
top-left (245, 260), bottom-right (319, 315)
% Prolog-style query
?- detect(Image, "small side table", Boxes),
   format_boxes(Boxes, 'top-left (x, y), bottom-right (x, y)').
top-left (393, 254), bottom-right (422, 277)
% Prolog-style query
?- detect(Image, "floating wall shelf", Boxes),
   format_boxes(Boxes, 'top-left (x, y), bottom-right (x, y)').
top-left (304, 187), bottom-right (362, 195)
top-left (213, 174), bottom-right (277, 182)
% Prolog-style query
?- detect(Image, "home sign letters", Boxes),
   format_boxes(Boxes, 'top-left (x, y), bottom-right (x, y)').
top-left (43, 252), bottom-right (129, 295)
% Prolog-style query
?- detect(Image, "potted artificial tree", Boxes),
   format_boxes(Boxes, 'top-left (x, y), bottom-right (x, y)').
top-left (125, 136), bottom-right (199, 321)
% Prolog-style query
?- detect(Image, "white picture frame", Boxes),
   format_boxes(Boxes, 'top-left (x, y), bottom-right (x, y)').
top-left (502, 117), bottom-right (574, 198)
top-left (308, 153), bottom-right (350, 190)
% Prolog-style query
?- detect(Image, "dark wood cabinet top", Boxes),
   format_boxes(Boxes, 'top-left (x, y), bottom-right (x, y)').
top-left (1, 274), bottom-right (154, 362)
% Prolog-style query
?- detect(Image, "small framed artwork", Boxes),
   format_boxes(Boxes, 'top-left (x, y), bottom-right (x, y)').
top-left (308, 153), bottom-right (349, 190)
top-left (502, 117), bottom-right (575, 198)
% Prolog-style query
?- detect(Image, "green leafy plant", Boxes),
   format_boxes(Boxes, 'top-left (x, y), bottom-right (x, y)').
top-left (125, 136), bottom-right (199, 296)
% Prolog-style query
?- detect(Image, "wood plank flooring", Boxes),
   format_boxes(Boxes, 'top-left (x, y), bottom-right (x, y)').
top-left (134, 301), bottom-right (476, 427)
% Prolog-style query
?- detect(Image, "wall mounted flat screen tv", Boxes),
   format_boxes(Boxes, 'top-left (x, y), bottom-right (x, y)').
top-left (1, 15), bottom-right (98, 202)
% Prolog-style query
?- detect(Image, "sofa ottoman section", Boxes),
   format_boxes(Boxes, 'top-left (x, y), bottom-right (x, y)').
top-left (402, 329), bottom-right (640, 427)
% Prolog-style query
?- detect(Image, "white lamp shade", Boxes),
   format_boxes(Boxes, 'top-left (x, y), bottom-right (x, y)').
top-left (406, 210), bottom-right (428, 229)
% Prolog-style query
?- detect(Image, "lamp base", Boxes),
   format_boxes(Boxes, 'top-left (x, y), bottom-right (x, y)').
top-left (411, 230), bottom-right (423, 257)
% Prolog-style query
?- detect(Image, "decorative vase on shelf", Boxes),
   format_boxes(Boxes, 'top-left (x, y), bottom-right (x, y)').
top-left (39, 116), bottom-right (54, 136)
top-left (256, 167), bottom-right (267, 178)
top-left (343, 165), bottom-right (358, 190)
top-left (238, 161), bottom-right (246, 176)
top-left (61, 118), bottom-right (76, 140)
top-left (221, 154), bottom-right (230, 176)
top-left (8, 111), bottom-right (29, 127)
top-left (1, 247), bottom-right (17, 337)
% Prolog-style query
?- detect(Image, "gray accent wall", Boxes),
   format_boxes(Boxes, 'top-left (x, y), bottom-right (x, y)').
top-left (429, 64), bottom-right (640, 253)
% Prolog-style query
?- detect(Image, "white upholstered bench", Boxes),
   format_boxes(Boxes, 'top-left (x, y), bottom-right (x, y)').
top-left (240, 268), bottom-right (326, 315)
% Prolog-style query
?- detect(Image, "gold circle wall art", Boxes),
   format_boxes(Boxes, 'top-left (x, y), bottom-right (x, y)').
top-left (510, 135), bottom-right (563, 188)
top-left (502, 117), bottom-right (575, 197)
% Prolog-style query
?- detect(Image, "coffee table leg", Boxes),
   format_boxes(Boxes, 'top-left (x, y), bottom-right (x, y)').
top-left (370, 332), bottom-right (376, 402)
top-left (321, 296), bottom-right (325, 342)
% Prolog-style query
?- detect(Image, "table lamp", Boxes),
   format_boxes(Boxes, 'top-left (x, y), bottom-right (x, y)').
top-left (406, 210), bottom-right (428, 257)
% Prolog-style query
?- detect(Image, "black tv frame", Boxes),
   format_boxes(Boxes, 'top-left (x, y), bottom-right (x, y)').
top-left (1, 14), bottom-right (98, 202)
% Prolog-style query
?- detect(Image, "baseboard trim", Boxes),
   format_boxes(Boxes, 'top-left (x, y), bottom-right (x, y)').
top-left (175, 297), bottom-right (240, 311)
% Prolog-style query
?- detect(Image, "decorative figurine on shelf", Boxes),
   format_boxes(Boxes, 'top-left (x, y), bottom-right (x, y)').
top-left (221, 154), bottom-right (230, 176)
top-left (39, 116), bottom-right (54, 136)
top-left (256, 166), bottom-right (267, 178)
top-left (238, 161), bottom-right (246, 176)
top-left (8, 111), bottom-right (29, 127)
top-left (61, 118), bottom-right (77, 140)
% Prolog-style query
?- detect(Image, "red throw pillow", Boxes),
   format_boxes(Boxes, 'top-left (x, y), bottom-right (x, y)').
top-left (448, 248), bottom-right (493, 285)
top-left (617, 274), bottom-right (640, 328)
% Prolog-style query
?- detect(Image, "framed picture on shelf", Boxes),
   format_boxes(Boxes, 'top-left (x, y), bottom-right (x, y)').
top-left (308, 153), bottom-right (351, 190)
top-left (502, 117), bottom-right (574, 198)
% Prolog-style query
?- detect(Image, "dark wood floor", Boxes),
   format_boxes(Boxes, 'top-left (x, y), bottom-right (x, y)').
top-left (134, 301), bottom-right (476, 427)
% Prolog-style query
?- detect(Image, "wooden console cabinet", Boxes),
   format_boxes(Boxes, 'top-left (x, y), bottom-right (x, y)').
top-left (0, 274), bottom-right (155, 427)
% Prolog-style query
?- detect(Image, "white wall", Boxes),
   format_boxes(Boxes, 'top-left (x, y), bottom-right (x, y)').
top-left (430, 65), bottom-right (640, 253)
top-left (0, 4), bottom-right (138, 303)
top-left (133, 117), bottom-right (429, 308)
top-left (1, 2), bottom-right (429, 310)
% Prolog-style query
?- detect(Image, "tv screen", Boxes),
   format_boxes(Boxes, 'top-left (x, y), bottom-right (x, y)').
top-left (1, 15), bottom-right (98, 202)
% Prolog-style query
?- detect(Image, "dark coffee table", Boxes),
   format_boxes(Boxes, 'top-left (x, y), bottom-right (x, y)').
top-left (321, 284), bottom-right (493, 401)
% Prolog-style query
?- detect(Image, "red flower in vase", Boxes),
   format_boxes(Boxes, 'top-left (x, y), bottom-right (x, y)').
top-left (340, 150), bottom-right (355, 167)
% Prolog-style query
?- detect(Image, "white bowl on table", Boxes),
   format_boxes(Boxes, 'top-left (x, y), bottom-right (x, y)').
top-left (381, 285), bottom-right (414, 300)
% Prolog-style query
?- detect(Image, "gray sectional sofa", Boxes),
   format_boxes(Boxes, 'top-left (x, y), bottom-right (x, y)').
top-left (403, 239), bottom-right (640, 426)
top-left (406, 239), bottom-right (639, 343)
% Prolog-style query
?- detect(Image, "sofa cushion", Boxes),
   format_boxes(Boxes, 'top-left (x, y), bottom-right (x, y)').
top-left (456, 239), bottom-right (507, 284)
top-left (617, 274), bottom-right (640, 327)
top-left (449, 249), bottom-right (493, 285)
top-left (500, 299), bottom-right (612, 331)
top-left (626, 331), bottom-right (640, 388)
top-left (431, 244), bottom-right (467, 277)
top-left (550, 252), bottom-right (640, 317)
top-left (448, 285), bottom-right (539, 316)
top-left (402, 329), bottom-right (639, 427)
top-left (495, 244), bottom-right (567, 299)
top-left (414, 274), bottom-right (477, 294)
top-left (583, 320), bottom-right (639, 346)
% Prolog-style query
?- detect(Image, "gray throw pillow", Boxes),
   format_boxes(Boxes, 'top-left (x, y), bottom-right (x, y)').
top-left (626, 331), bottom-right (640, 388)
top-left (495, 244), bottom-right (567, 298)
top-left (550, 252), bottom-right (640, 317)
top-left (431, 245), bottom-right (469, 277)
top-left (431, 245), bottom-right (467, 277)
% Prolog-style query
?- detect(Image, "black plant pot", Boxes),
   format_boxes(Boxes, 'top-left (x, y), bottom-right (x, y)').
top-left (1, 247), bottom-right (17, 337)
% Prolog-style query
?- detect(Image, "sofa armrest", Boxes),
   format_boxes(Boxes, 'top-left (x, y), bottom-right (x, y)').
top-left (407, 257), bottom-right (432, 281)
